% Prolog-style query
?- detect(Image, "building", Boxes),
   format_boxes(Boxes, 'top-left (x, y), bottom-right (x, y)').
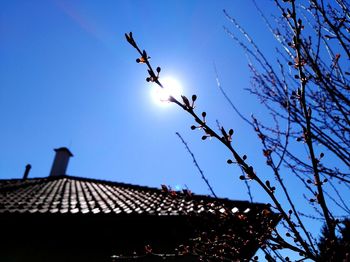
top-left (0, 148), bottom-right (278, 261)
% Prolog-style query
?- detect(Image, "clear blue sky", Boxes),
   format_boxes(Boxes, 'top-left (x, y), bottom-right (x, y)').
top-left (0, 0), bottom-right (312, 207)
top-left (3, 2), bottom-right (350, 260)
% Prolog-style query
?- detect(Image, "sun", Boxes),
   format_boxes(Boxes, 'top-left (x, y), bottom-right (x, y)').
top-left (150, 76), bottom-right (183, 106)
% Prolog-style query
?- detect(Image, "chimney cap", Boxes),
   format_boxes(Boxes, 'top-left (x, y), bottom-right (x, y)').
top-left (54, 147), bottom-right (73, 157)
top-left (22, 164), bottom-right (32, 180)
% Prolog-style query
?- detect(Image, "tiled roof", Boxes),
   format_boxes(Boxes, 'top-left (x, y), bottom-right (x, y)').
top-left (0, 175), bottom-right (268, 216)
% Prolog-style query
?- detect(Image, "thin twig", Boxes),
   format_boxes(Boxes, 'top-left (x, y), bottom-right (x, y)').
top-left (175, 132), bottom-right (217, 198)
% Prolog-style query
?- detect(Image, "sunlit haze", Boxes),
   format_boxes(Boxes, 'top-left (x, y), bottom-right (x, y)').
top-left (150, 76), bottom-right (183, 106)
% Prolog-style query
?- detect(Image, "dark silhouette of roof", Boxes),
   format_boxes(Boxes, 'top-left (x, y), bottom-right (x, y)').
top-left (0, 175), bottom-right (279, 261)
top-left (0, 175), bottom-right (267, 216)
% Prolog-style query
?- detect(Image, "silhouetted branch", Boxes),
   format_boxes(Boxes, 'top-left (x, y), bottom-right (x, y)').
top-left (126, 31), bottom-right (317, 260)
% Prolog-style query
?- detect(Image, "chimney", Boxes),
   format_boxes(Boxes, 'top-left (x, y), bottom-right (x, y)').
top-left (22, 164), bottom-right (31, 180)
top-left (49, 147), bottom-right (73, 177)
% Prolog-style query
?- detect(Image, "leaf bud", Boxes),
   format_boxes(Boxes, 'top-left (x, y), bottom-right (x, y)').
top-left (168, 96), bottom-right (176, 103)
top-left (181, 95), bottom-right (190, 107)
top-left (190, 125), bottom-right (196, 130)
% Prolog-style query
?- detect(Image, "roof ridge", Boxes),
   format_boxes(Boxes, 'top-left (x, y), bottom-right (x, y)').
top-left (0, 177), bottom-right (49, 192)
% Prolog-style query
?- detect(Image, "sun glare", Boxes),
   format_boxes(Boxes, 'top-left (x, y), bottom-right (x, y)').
top-left (151, 77), bottom-right (183, 106)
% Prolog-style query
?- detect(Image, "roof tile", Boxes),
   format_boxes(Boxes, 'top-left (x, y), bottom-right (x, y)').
top-left (0, 175), bottom-right (270, 219)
